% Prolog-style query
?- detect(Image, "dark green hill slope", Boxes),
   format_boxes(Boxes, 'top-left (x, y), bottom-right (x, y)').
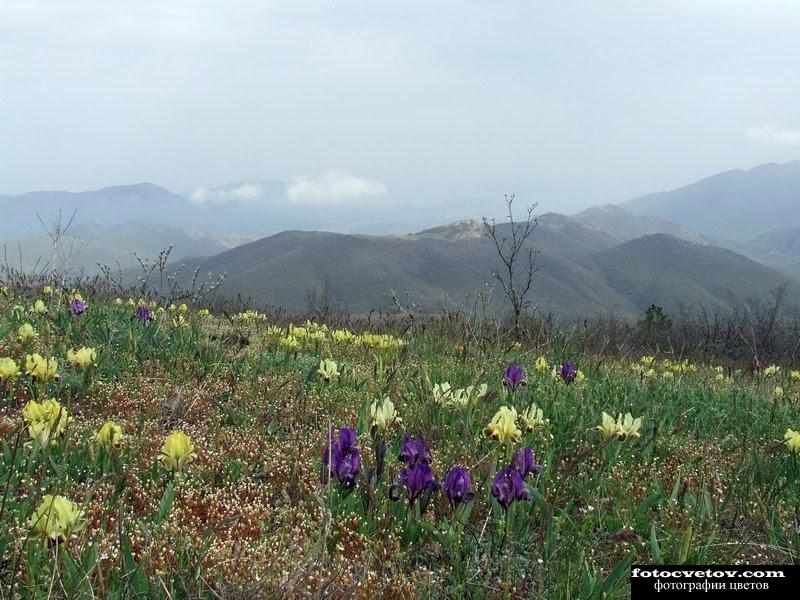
top-left (179, 217), bottom-right (800, 317)
top-left (592, 234), bottom-right (800, 314)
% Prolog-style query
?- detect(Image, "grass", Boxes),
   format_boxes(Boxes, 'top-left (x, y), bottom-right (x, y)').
top-left (0, 287), bottom-right (799, 598)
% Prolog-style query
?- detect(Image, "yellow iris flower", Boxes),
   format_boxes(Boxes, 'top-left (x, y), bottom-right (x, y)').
top-left (463, 383), bottom-right (488, 405)
top-left (520, 403), bottom-right (548, 431)
top-left (597, 412), bottom-right (642, 440)
top-left (279, 335), bottom-right (299, 351)
top-left (22, 398), bottom-right (70, 445)
top-left (432, 382), bottom-right (454, 405)
top-left (0, 357), bottom-right (21, 381)
top-left (332, 329), bottom-right (355, 343)
top-left (317, 359), bottom-right (340, 382)
top-left (159, 431), bottom-right (197, 471)
top-left (93, 420), bottom-right (123, 453)
top-left (17, 323), bottom-right (37, 343)
top-left (30, 495), bottom-right (85, 543)
top-left (597, 412), bottom-right (618, 438)
top-left (785, 429), bottom-right (800, 453)
top-left (360, 333), bottom-right (404, 350)
top-left (534, 356), bottom-right (549, 374)
top-left (434, 382), bottom-right (487, 408)
top-left (370, 397), bottom-right (401, 432)
top-left (67, 347), bottom-right (98, 371)
top-left (483, 405), bottom-right (522, 443)
top-left (25, 353), bottom-right (59, 382)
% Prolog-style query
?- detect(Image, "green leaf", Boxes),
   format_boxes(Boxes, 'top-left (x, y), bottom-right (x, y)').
top-left (650, 525), bottom-right (663, 564)
top-left (636, 489), bottom-right (662, 525)
top-left (121, 532), bottom-right (150, 595)
top-left (702, 489), bottom-right (714, 521)
top-left (157, 482), bottom-right (175, 525)
top-left (677, 525), bottom-right (692, 564)
top-left (602, 552), bottom-right (634, 595)
top-left (669, 470), bottom-right (682, 502)
top-left (793, 531), bottom-right (800, 565)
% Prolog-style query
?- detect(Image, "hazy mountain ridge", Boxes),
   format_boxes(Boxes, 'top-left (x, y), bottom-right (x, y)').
top-left (748, 226), bottom-right (800, 257)
top-left (573, 204), bottom-right (709, 244)
top-left (0, 221), bottom-right (249, 273)
top-left (572, 161), bottom-right (800, 279)
top-left (592, 234), bottom-right (798, 314)
top-left (0, 181), bottom-right (504, 239)
top-left (622, 161), bottom-right (800, 240)
top-left (0, 184), bottom-right (192, 238)
top-left (4, 161), bottom-right (800, 313)
top-left (173, 215), bottom-right (800, 316)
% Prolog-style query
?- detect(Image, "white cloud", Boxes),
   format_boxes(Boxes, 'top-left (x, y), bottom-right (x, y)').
top-left (746, 124), bottom-right (800, 146)
top-left (286, 171), bottom-right (388, 205)
top-left (190, 182), bottom-right (264, 203)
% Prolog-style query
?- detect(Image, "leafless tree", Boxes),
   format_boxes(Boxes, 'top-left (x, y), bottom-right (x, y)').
top-left (131, 245), bottom-right (226, 305)
top-left (482, 194), bottom-right (538, 330)
top-left (36, 209), bottom-right (87, 288)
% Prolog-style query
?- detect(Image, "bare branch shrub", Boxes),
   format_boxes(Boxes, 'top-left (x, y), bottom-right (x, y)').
top-left (482, 194), bottom-right (538, 330)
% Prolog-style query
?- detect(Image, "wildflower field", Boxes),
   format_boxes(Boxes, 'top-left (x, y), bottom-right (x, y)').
top-left (1, 286), bottom-right (799, 598)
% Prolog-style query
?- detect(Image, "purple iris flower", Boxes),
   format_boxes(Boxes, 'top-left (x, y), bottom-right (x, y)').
top-left (511, 447), bottom-right (542, 480)
top-left (398, 433), bottom-right (432, 468)
top-left (560, 361), bottom-right (577, 384)
top-left (491, 466), bottom-right (531, 510)
top-left (135, 305), bottom-right (152, 322)
top-left (322, 427), bottom-right (361, 489)
top-left (442, 465), bottom-right (475, 507)
top-left (69, 298), bottom-right (87, 316)
top-left (502, 363), bottom-right (526, 390)
top-left (395, 461), bottom-right (437, 503)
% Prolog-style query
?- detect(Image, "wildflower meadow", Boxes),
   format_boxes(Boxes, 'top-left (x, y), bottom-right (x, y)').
top-left (0, 285), bottom-right (799, 598)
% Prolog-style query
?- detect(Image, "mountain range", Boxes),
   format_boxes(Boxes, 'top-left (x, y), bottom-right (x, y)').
top-left (621, 161), bottom-right (800, 240)
top-left (0, 181), bottom-right (496, 239)
top-left (2, 161), bottom-right (800, 316)
top-left (0, 222), bottom-right (249, 274)
top-left (175, 215), bottom-right (800, 316)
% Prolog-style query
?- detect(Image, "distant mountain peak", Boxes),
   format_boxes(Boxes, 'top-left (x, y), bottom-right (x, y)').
top-left (415, 219), bottom-right (483, 241)
top-left (622, 161), bottom-right (800, 240)
top-left (572, 203), bottom-right (708, 244)
top-left (97, 181), bottom-right (171, 192)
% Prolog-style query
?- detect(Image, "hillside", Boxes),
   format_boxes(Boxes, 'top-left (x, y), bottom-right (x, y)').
top-left (179, 216), bottom-right (800, 316)
top-left (0, 181), bottom-right (494, 238)
top-left (592, 234), bottom-right (800, 314)
top-left (0, 221), bottom-right (248, 273)
top-left (623, 161), bottom-right (800, 240)
top-left (573, 204), bottom-right (708, 243)
top-left (0, 184), bottom-right (191, 237)
top-left (748, 226), bottom-right (800, 257)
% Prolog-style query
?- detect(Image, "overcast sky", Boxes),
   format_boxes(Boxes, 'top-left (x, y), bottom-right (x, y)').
top-left (2, 0), bottom-right (799, 212)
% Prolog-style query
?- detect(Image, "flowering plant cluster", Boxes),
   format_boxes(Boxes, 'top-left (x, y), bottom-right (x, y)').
top-left (0, 285), bottom-right (799, 597)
